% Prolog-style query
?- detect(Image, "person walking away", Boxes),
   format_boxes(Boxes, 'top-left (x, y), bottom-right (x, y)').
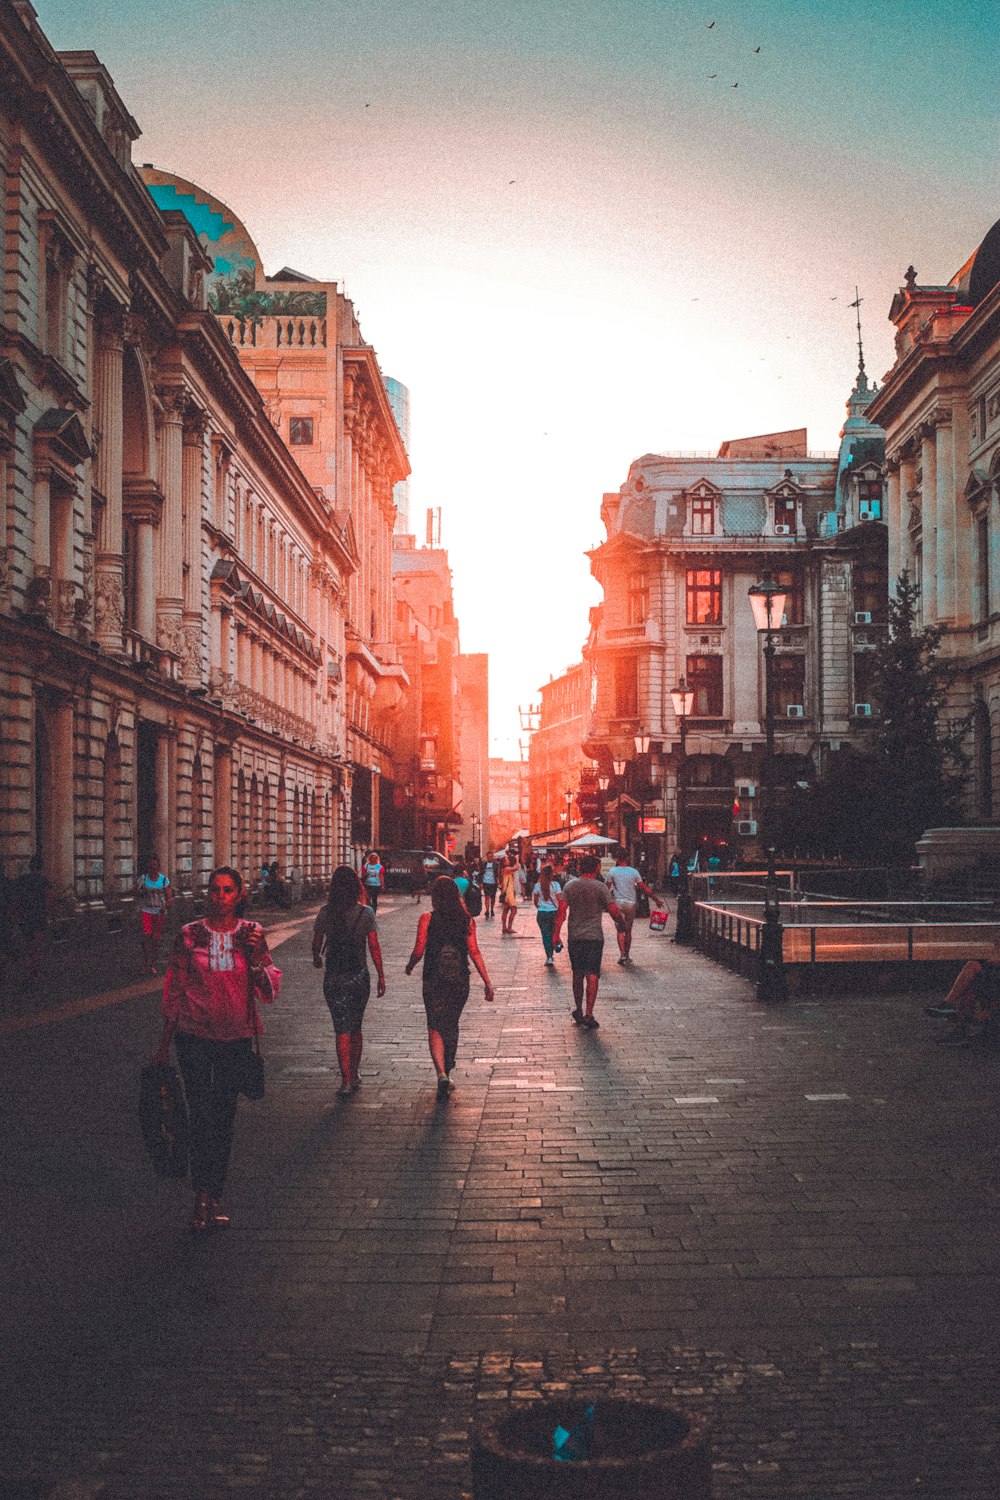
top-left (138, 854), bottom-right (173, 976)
top-left (15, 854), bottom-right (53, 988)
top-left (361, 850), bottom-right (384, 915)
top-left (552, 854), bottom-right (625, 1030)
top-left (453, 861), bottom-right (470, 899)
top-left (499, 856), bottom-right (519, 934)
top-left (153, 866), bottom-right (280, 1231)
top-left (669, 853), bottom-right (682, 897)
top-left (405, 875), bottom-right (493, 1097)
top-left (532, 864), bottom-right (562, 967)
top-left (606, 850), bottom-right (666, 964)
top-left (313, 865), bottom-right (386, 1095)
top-left (481, 854), bottom-right (498, 918)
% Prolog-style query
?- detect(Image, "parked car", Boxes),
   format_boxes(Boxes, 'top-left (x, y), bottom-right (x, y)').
top-left (376, 848), bottom-right (458, 892)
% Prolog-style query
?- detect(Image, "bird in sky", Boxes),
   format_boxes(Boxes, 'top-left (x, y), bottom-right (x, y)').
top-left (732, 82), bottom-right (739, 88)
top-left (753, 46), bottom-right (761, 53)
top-left (830, 296), bottom-right (838, 301)
top-left (707, 20), bottom-right (716, 28)
top-left (509, 179), bottom-right (516, 185)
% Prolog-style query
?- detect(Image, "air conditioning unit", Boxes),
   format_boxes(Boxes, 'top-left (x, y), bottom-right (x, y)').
top-left (736, 782), bottom-right (756, 799)
top-left (774, 524), bottom-right (791, 536)
top-left (786, 704), bottom-right (805, 719)
top-left (854, 703), bottom-right (873, 718)
top-left (859, 500), bottom-right (881, 521)
top-left (737, 819), bottom-right (758, 836)
top-left (854, 611), bottom-right (872, 625)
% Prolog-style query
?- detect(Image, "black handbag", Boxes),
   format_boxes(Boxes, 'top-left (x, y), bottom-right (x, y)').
top-left (139, 1062), bottom-right (190, 1177)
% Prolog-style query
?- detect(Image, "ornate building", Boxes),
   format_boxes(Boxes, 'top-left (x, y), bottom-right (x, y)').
top-left (140, 167), bottom-right (410, 855)
top-left (0, 5), bottom-right (354, 915)
top-left (868, 227), bottom-right (1000, 829)
top-left (526, 660), bottom-right (593, 838)
top-left (390, 534), bottom-right (464, 853)
top-left (584, 376), bottom-right (886, 875)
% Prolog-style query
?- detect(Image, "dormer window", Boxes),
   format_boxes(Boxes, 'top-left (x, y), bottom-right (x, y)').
top-left (773, 496), bottom-right (797, 534)
top-left (690, 492), bottom-right (715, 535)
top-left (858, 477), bottom-right (883, 521)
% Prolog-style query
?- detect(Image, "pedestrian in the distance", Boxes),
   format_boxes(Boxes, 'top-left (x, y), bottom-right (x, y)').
top-left (15, 853), bottom-right (53, 987)
top-left (138, 853), bottom-right (173, 975)
top-left (405, 875), bottom-right (493, 1098)
top-left (552, 853), bottom-right (625, 1030)
top-left (361, 850), bottom-right (384, 914)
top-left (499, 856), bottom-right (518, 934)
top-left (532, 864), bottom-right (562, 967)
top-left (153, 866), bottom-right (280, 1232)
top-left (606, 850), bottom-right (666, 964)
top-left (313, 865), bottom-right (386, 1096)
top-left (480, 854), bottom-right (498, 918)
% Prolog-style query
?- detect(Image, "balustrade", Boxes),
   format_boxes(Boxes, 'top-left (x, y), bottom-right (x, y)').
top-left (223, 316), bottom-right (327, 350)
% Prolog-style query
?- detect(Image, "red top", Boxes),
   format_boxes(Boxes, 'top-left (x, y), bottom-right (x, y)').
top-left (163, 918), bottom-right (280, 1041)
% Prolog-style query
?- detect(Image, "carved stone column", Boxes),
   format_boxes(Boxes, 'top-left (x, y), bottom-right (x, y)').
top-left (899, 445), bottom-right (919, 591)
top-left (155, 388), bottom-right (186, 663)
top-left (919, 422), bottom-right (938, 623)
top-left (934, 409), bottom-right (955, 624)
top-left (93, 307), bottom-right (126, 652)
top-left (885, 456), bottom-right (902, 590)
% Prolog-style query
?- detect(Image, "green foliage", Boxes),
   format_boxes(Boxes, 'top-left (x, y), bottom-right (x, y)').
top-left (777, 572), bottom-right (968, 864)
top-left (208, 266), bottom-right (327, 320)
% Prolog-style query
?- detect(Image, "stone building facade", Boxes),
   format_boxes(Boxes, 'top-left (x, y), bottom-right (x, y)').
top-left (584, 377), bottom-right (886, 874)
top-left (390, 535), bottom-right (464, 853)
top-left (140, 167), bottom-right (410, 857)
top-left (868, 226), bottom-right (1000, 828)
top-left (0, 5), bottom-right (355, 916)
top-left (526, 660), bottom-right (593, 838)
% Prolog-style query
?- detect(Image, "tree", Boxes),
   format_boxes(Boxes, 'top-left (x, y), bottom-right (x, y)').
top-left (779, 571), bottom-right (968, 864)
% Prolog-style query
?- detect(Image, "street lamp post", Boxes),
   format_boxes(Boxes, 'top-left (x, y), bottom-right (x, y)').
top-left (670, 675), bottom-right (695, 943)
top-left (748, 572), bottom-right (788, 1002)
top-left (611, 755), bottom-right (626, 851)
top-left (633, 733), bottom-right (650, 874)
top-left (564, 786), bottom-right (573, 846)
top-left (597, 774), bottom-right (610, 836)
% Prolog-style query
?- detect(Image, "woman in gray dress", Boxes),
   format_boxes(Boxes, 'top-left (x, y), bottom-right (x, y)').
top-left (313, 866), bottom-right (386, 1096)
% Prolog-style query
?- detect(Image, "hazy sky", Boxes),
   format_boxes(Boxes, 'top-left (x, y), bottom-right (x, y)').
top-left (36, 0), bottom-right (997, 756)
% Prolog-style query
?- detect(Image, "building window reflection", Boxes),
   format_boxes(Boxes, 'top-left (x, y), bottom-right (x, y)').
top-left (686, 569), bottom-right (722, 624)
top-left (686, 654), bottom-right (722, 716)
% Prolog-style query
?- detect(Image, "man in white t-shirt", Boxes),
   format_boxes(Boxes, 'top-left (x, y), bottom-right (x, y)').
top-left (605, 851), bottom-right (665, 965)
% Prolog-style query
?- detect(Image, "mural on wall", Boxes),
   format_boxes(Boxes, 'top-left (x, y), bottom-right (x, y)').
top-left (141, 167), bottom-right (327, 318)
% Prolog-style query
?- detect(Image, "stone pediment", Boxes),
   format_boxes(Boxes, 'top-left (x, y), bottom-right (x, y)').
top-left (33, 408), bottom-right (92, 475)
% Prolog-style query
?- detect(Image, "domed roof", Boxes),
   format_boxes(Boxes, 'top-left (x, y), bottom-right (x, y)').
top-left (967, 215), bottom-right (1000, 307)
top-left (140, 167), bottom-right (262, 291)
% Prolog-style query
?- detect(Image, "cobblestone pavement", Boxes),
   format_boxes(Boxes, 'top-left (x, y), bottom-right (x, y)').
top-left (2, 895), bottom-right (998, 1498)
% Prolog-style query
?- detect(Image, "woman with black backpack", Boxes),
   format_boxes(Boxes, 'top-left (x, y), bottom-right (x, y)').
top-left (405, 875), bottom-right (493, 1098)
top-left (313, 866), bottom-right (386, 1096)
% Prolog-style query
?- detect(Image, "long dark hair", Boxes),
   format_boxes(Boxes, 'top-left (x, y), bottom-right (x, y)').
top-left (538, 863), bottom-right (555, 900)
top-left (325, 865), bottom-right (363, 920)
top-left (429, 875), bottom-right (470, 946)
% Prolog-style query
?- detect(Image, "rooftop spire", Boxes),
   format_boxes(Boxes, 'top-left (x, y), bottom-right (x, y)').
top-left (848, 286), bottom-right (868, 392)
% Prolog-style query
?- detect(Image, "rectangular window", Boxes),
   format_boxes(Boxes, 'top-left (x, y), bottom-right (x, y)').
top-left (690, 495), bottom-right (715, 535)
top-left (853, 653), bottom-right (878, 714)
top-left (614, 655), bottom-right (639, 718)
top-left (773, 655), bottom-right (806, 717)
top-left (978, 513), bottom-right (990, 620)
top-left (686, 654), bottom-right (723, 717)
top-left (772, 570), bottom-right (804, 626)
top-left (627, 573), bottom-right (648, 626)
top-left (686, 569), bottom-right (722, 624)
top-left (858, 478), bottom-right (883, 520)
top-left (774, 497), bottom-right (797, 533)
top-left (853, 563), bottom-right (886, 622)
top-left (289, 417), bottom-right (314, 446)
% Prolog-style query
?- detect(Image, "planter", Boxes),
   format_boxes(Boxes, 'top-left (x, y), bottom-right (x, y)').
top-left (472, 1398), bottom-right (711, 1499)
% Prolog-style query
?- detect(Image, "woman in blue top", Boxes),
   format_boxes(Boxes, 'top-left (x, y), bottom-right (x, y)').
top-left (361, 851), bottom-right (384, 914)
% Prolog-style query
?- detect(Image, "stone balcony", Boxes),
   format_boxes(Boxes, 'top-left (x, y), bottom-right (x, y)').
top-left (208, 671), bottom-right (336, 754)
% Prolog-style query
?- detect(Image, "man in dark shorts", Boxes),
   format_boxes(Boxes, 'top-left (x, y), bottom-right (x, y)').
top-left (552, 854), bottom-right (625, 1030)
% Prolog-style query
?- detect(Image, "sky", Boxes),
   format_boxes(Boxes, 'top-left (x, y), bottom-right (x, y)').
top-left (35, 0), bottom-right (998, 757)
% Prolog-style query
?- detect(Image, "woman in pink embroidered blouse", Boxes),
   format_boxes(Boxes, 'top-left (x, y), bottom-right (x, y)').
top-left (153, 865), bottom-right (281, 1232)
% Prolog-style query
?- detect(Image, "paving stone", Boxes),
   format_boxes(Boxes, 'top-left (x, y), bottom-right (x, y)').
top-left (2, 894), bottom-right (999, 1496)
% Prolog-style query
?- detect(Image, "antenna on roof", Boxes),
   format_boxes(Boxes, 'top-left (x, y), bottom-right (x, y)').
top-left (849, 286), bottom-right (865, 380)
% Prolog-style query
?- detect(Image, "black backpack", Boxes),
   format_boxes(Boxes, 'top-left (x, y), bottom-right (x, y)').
top-left (465, 879), bottom-right (483, 917)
